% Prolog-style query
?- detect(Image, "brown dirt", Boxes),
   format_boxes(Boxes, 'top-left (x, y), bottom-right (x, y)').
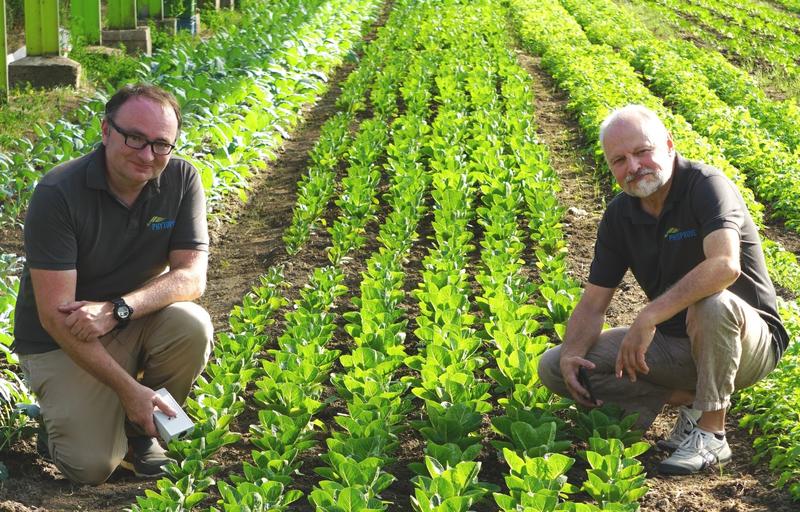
top-left (1, 8), bottom-right (799, 512)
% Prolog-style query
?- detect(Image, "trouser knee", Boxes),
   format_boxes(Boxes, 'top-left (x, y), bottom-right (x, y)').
top-left (53, 451), bottom-right (119, 485)
top-left (158, 302), bottom-right (213, 366)
top-left (538, 346), bottom-right (564, 393)
top-left (686, 291), bottom-right (734, 336)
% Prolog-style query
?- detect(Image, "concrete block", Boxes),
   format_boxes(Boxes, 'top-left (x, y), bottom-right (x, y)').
top-left (156, 18), bottom-right (179, 35)
top-left (102, 27), bottom-right (152, 55)
top-left (137, 17), bottom-right (178, 35)
top-left (8, 56), bottom-right (81, 89)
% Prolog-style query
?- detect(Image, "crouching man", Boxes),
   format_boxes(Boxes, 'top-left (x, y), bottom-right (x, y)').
top-left (538, 104), bottom-right (788, 475)
top-left (13, 83), bottom-right (213, 484)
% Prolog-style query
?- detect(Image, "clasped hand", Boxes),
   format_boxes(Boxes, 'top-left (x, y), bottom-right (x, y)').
top-left (58, 300), bottom-right (117, 343)
top-left (615, 319), bottom-right (656, 382)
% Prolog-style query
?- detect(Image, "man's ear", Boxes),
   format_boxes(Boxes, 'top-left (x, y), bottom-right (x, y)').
top-left (666, 132), bottom-right (675, 156)
top-left (101, 119), bottom-right (110, 145)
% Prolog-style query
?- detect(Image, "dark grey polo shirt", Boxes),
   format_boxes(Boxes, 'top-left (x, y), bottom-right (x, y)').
top-left (589, 154), bottom-right (789, 358)
top-left (13, 147), bottom-right (208, 355)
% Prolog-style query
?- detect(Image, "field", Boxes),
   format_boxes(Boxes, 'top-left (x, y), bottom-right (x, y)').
top-left (1, 0), bottom-right (800, 510)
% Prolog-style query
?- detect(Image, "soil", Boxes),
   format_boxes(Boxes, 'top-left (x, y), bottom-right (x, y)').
top-left (1, 7), bottom-right (799, 512)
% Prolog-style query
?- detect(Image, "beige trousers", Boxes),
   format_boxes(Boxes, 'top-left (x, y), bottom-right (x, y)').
top-left (538, 290), bottom-right (776, 429)
top-left (19, 302), bottom-right (213, 485)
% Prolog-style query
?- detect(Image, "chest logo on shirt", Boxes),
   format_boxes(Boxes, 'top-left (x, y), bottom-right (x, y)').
top-left (665, 227), bottom-right (698, 241)
top-left (147, 216), bottom-right (176, 232)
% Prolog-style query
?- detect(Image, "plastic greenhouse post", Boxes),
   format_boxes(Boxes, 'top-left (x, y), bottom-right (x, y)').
top-left (0, 0), bottom-right (7, 103)
top-left (71, 0), bottom-right (101, 44)
top-left (107, 0), bottom-right (138, 30)
top-left (138, 0), bottom-right (163, 20)
top-left (24, 0), bottom-right (60, 56)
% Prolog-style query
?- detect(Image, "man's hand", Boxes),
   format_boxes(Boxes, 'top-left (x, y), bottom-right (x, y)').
top-left (560, 355), bottom-right (604, 408)
top-left (119, 383), bottom-right (177, 438)
top-left (58, 301), bottom-right (117, 343)
top-left (615, 318), bottom-right (656, 382)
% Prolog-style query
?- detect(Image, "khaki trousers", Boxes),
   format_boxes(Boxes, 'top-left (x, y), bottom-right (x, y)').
top-left (19, 302), bottom-right (213, 485)
top-left (538, 290), bottom-right (776, 429)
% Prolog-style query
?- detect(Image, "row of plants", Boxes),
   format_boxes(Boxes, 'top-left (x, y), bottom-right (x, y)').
top-left (557, 0), bottom-right (800, 233)
top-left (554, 0), bottom-right (800, 293)
top-left (684, 0), bottom-right (800, 45)
top-left (510, 0), bottom-right (800, 501)
top-left (510, 0), bottom-right (800, 297)
top-left (0, 0), bottom-right (349, 228)
top-left (407, 51), bottom-right (498, 508)
top-left (132, 266), bottom-right (289, 510)
top-left (0, 0), bottom-right (383, 471)
top-left (732, 300), bottom-right (800, 500)
top-left (310, 49), bottom-right (435, 511)
top-left (194, 0), bottom-right (433, 507)
top-left (710, 0), bottom-right (800, 34)
top-left (629, 0), bottom-right (798, 78)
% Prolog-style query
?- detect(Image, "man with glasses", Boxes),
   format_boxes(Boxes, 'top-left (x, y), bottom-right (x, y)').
top-left (13, 83), bottom-right (213, 484)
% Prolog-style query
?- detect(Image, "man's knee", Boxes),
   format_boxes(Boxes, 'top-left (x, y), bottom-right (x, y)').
top-left (538, 346), bottom-right (563, 390)
top-left (161, 302), bottom-right (213, 358)
top-left (686, 291), bottom-right (738, 336)
top-left (53, 449), bottom-right (119, 485)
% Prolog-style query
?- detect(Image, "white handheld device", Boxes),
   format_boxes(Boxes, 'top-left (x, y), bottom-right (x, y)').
top-left (152, 388), bottom-right (195, 443)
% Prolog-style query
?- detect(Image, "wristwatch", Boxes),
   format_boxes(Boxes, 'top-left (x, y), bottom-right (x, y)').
top-left (111, 298), bottom-right (134, 329)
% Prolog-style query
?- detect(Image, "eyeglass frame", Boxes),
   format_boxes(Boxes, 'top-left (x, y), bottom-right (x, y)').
top-left (106, 116), bottom-right (177, 156)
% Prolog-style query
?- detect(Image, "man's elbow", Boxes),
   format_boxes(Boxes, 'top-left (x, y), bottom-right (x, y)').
top-left (189, 272), bottom-right (207, 299)
top-left (723, 259), bottom-right (741, 286)
top-left (37, 311), bottom-right (63, 340)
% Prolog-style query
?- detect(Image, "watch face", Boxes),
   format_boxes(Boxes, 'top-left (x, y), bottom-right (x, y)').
top-left (116, 306), bottom-right (131, 319)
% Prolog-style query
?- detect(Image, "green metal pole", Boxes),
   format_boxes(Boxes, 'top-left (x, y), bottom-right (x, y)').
top-left (138, 0), bottom-right (163, 20)
top-left (71, 0), bottom-right (101, 44)
top-left (24, 0), bottom-right (60, 56)
top-left (107, 0), bottom-right (138, 30)
top-left (0, 0), bottom-right (7, 103)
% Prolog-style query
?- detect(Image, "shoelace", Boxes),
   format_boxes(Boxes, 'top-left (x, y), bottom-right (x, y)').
top-left (674, 428), bottom-right (722, 468)
top-left (668, 407), bottom-right (698, 439)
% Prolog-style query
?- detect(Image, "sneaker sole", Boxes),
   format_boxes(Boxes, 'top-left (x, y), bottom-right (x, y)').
top-left (118, 458), bottom-right (167, 479)
top-left (658, 454), bottom-right (732, 475)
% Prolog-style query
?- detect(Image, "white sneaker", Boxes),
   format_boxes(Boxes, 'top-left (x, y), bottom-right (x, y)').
top-left (657, 406), bottom-right (701, 451)
top-left (658, 426), bottom-right (732, 475)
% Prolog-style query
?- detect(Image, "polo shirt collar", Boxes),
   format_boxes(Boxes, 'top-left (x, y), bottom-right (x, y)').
top-left (621, 152), bottom-right (689, 224)
top-left (85, 145), bottom-right (163, 200)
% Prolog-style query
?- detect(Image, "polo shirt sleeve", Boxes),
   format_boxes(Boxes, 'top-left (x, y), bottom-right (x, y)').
top-left (23, 184), bottom-right (78, 270)
top-left (588, 208), bottom-right (628, 289)
top-left (170, 163), bottom-right (209, 252)
top-left (690, 174), bottom-right (745, 239)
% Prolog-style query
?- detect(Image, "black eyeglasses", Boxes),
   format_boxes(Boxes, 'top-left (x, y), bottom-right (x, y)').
top-left (106, 117), bottom-right (177, 156)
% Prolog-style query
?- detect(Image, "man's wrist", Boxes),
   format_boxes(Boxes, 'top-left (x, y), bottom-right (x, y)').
top-left (111, 298), bottom-right (134, 329)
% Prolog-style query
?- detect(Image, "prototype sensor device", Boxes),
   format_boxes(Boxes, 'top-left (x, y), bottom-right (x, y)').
top-left (152, 388), bottom-right (195, 443)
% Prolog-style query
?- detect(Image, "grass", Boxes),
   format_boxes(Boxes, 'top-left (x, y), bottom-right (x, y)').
top-left (0, 86), bottom-right (87, 151)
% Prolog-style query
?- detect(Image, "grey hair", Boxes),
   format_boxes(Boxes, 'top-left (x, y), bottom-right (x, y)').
top-left (598, 104), bottom-right (667, 146)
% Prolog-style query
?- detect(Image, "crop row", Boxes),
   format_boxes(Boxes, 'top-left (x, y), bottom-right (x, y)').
top-left (732, 300), bottom-right (800, 500)
top-left (509, 0), bottom-right (800, 298)
top-left (128, 0), bottom-right (390, 508)
top-left (558, 0), bottom-right (800, 233)
top-left (630, 0), bottom-right (799, 77)
top-left (510, 0), bottom-right (800, 501)
top-left (0, 0), bottom-right (371, 229)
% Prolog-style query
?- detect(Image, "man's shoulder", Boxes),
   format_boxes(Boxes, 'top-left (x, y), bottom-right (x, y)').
top-left (38, 150), bottom-right (98, 188)
top-left (677, 155), bottom-right (727, 181)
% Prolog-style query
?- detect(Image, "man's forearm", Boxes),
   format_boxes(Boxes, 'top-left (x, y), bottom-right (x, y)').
top-left (43, 317), bottom-right (138, 397)
top-left (561, 300), bottom-right (607, 358)
top-left (638, 256), bottom-right (739, 328)
top-left (122, 267), bottom-right (205, 319)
